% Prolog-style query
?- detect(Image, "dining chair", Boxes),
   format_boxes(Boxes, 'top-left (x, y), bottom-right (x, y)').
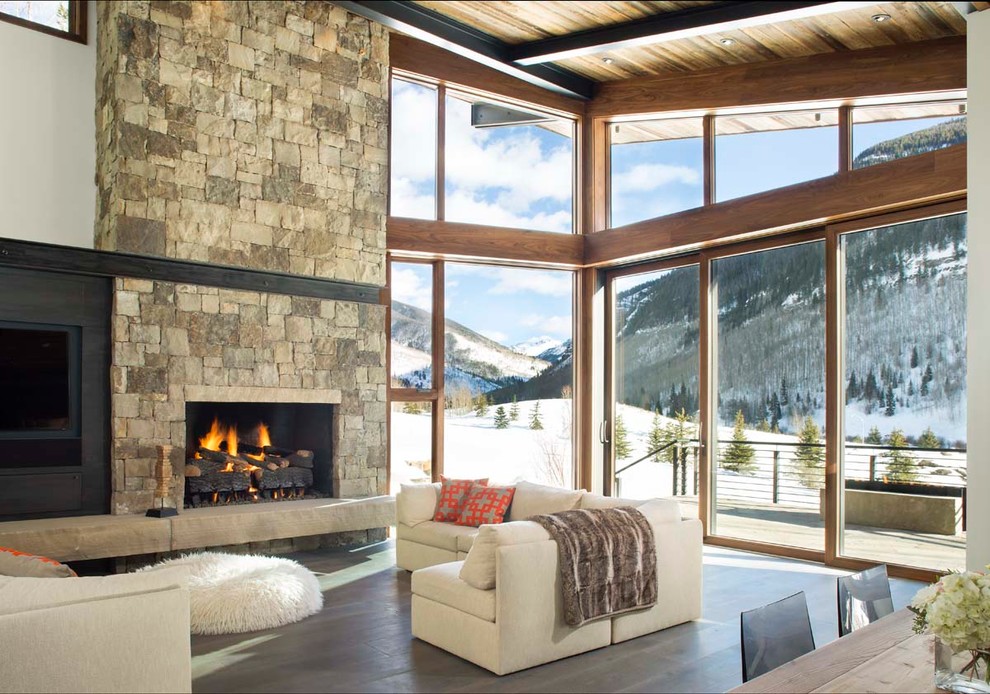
top-left (837, 564), bottom-right (894, 637)
top-left (740, 591), bottom-right (816, 682)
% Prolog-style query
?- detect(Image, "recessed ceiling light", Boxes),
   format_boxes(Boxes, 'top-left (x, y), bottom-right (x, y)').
top-left (602, 57), bottom-right (614, 65)
top-left (719, 37), bottom-right (735, 46)
top-left (871, 13), bottom-right (891, 23)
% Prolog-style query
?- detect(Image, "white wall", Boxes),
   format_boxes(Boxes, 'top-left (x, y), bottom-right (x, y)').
top-left (0, 1), bottom-right (95, 249)
top-left (967, 11), bottom-right (990, 571)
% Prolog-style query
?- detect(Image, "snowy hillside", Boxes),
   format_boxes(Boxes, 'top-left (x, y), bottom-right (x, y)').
top-left (512, 336), bottom-right (564, 357)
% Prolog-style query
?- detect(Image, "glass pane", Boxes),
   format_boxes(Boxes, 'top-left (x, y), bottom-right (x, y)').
top-left (612, 266), bottom-right (700, 502)
top-left (390, 78), bottom-right (437, 219)
top-left (443, 264), bottom-right (574, 485)
top-left (716, 110), bottom-right (838, 202)
top-left (444, 92), bottom-right (574, 233)
top-left (0, 1), bottom-right (70, 31)
top-left (610, 118), bottom-right (704, 227)
top-left (853, 101), bottom-right (966, 169)
top-left (840, 213), bottom-right (967, 571)
top-left (390, 402), bottom-right (432, 494)
top-left (712, 242), bottom-right (826, 551)
top-left (390, 262), bottom-right (433, 389)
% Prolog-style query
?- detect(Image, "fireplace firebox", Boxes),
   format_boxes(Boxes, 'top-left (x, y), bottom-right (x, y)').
top-left (184, 402), bottom-right (332, 507)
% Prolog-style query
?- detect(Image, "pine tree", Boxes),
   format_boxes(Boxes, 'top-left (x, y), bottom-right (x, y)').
top-left (780, 378), bottom-right (789, 406)
top-left (910, 346), bottom-right (920, 369)
top-left (493, 406), bottom-right (509, 429)
top-left (793, 416), bottom-right (825, 490)
top-left (921, 364), bottom-right (934, 396)
top-left (614, 414), bottom-right (631, 460)
top-left (918, 427), bottom-right (940, 449)
top-left (847, 372), bottom-right (860, 402)
top-left (647, 412), bottom-right (668, 462)
top-left (884, 386), bottom-right (896, 417)
top-left (529, 401), bottom-right (544, 431)
top-left (721, 410), bottom-right (756, 475)
top-left (757, 418), bottom-right (771, 433)
top-left (474, 394), bottom-right (489, 417)
top-left (509, 396), bottom-right (519, 421)
top-left (865, 369), bottom-right (879, 402)
top-left (866, 426), bottom-right (883, 445)
top-left (883, 429), bottom-right (917, 483)
top-left (402, 402), bottom-right (420, 414)
top-left (769, 392), bottom-right (782, 432)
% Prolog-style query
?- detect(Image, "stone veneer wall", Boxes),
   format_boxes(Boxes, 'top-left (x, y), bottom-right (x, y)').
top-left (96, 0), bottom-right (390, 514)
top-left (111, 280), bottom-right (387, 514)
top-left (95, 0), bottom-right (387, 284)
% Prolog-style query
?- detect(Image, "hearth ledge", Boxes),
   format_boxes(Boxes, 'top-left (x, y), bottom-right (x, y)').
top-left (0, 497), bottom-right (395, 562)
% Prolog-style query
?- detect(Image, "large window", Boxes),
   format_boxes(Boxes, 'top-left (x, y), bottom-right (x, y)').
top-left (840, 213), bottom-right (967, 571)
top-left (611, 264), bottom-right (700, 501)
top-left (388, 259), bottom-right (576, 489)
top-left (716, 110), bottom-right (838, 202)
top-left (389, 78), bottom-right (437, 220)
top-left (389, 73), bottom-right (576, 233)
top-left (711, 241), bottom-right (827, 551)
top-left (610, 118), bottom-right (704, 228)
top-left (852, 101), bottom-right (967, 169)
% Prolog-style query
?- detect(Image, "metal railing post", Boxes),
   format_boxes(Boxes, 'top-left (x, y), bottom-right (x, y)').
top-left (772, 449), bottom-right (780, 504)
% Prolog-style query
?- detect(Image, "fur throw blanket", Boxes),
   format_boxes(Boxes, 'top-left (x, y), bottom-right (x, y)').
top-left (531, 507), bottom-right (657, 627)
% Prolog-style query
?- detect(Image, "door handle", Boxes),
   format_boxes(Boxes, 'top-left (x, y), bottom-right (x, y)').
top-left (599, 420), bottom-right (610, 445)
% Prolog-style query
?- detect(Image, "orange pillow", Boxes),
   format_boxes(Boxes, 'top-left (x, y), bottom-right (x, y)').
top-left (434, 476), bottom-right (488, 522)
top-left (456, 484), bottom-right (516, 527)
top-left (0, 546), bottom-right (77, 578)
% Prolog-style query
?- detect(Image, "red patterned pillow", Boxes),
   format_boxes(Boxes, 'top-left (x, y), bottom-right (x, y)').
top-left (0, 546), bottom-right (77, 578)
top-left (456, 485), bottom-right (516, 527)
top-left (434, 476), bottom-right (488, 523)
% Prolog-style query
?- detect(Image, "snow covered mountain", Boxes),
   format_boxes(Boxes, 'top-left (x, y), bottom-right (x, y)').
top-left (512, 336), bottom-right (565, 358)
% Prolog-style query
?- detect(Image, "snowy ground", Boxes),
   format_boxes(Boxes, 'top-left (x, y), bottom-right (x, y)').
top-left (390, 398), bottom-right (573, 493)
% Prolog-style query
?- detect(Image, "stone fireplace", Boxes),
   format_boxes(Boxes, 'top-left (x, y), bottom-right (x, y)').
top-left (94, 0), bottom-right (389, 518)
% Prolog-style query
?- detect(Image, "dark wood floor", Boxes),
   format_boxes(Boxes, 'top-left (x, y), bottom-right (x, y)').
top-left (191, 541), bottom-right (921, 693)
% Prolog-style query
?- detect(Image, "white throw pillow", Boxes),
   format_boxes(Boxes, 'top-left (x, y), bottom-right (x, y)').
top-left (397, 482), bottom-right (441, 527)
top-left (459, 521), bottom-right (552, 590)
top-left (506, 480), bottom-right (584, 521)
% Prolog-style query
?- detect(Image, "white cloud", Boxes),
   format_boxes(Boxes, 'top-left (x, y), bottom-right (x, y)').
top-left (390, 80), bottom-right (438, 185)
top-left (390, 266), bottom-right (432, 311)
top-left (612, 163), bottom-right (701, 193)
top-left (489, 268), bottom-right (573, 297)
top-left (521, 314), bottom-right (572, 338)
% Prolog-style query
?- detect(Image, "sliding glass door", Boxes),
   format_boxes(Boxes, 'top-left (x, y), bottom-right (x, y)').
top-left (609, 262), bottom-right (700, 501)
top-left (709, 240), bottom-right (827, 552)
top-left (838, 213), bottom-right (968, 571)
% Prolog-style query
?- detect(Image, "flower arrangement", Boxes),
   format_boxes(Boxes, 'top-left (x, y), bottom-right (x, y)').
top-left (910, 567), bottom-right (990, 689)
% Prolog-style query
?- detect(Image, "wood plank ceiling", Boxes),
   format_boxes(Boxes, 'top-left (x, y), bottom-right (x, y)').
top-left (410, 1), bottom-right (967, 81)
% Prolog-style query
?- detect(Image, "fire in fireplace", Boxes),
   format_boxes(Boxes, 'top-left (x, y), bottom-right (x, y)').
top-left (184, 402), bottom-right (333, 507)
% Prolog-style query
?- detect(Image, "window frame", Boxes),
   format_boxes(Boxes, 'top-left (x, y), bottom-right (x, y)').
top-left (0, 0), bottom-right (87, 44)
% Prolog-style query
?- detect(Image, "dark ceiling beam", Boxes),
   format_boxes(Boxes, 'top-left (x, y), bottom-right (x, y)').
top-left (333, 1), bottom-right (595, 99)
top-left (508, 1), bottom-right (855, 65)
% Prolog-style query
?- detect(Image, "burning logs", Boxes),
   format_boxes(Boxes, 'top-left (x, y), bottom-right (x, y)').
top-left (185, 445), bottom-right (317, 507)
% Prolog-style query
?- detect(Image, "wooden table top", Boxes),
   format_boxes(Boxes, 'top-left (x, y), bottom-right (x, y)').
top-left (730, 608), bottom-right (939, 693)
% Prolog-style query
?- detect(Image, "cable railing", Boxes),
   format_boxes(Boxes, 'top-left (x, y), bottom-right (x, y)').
top-left (613, 438), bottom-right (967, 522)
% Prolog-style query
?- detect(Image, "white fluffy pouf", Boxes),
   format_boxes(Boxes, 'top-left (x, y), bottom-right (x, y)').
top-left (141, 552), bottom-right (324, 635)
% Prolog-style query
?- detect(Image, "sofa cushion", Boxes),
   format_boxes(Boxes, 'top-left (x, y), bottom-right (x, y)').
top-left (0, 546), bottom-right (77, 578)
top-left (0, 565), bottom-right (189, 616)
top-left (506, 480), bottom-right (584, 522)
top-left (412, 561), bottom-right (496, 622)
top-left (459, 521), bottom-right (552, 591)
top-left (398, 483), bottom-right (441, 527)
top-left (637, 498), bottom-right (682, 526)
top-left (456, 485), bottom-right (515, 527)
top-left (434, 476), bottom-right (488, 523)
top-left (579, 494), bottom-right (647, 510)
top-left (400, 521), bottom-right (480, 552)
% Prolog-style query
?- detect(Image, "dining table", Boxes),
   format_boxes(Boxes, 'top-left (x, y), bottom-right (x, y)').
top-left (729, 608), bottom-right (944, 693)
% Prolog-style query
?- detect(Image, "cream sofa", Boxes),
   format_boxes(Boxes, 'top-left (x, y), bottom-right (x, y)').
top-left (0, 566), bottom-right (192, 693)
top-left (396, 481), bottom-right (703, 675)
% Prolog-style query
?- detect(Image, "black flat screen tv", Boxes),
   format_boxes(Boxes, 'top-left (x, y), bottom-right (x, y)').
top-left (0, 323), bottom-right (79, 434)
